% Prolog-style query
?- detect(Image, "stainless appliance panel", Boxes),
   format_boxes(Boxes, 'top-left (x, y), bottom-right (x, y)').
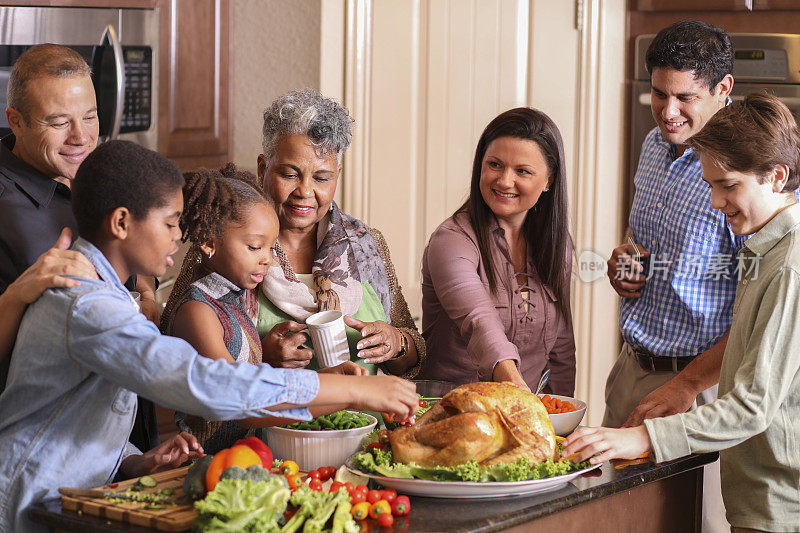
top-left (635, 33), bottom-right (800, 84)
top-left (0, 6), bottom-right (159, 150)
top-left (118, 9), bottom-right (159, 150)
top-left (120, 9), bottom-right (159, 45)
top-left (0, 7), bottom-right (119, 45)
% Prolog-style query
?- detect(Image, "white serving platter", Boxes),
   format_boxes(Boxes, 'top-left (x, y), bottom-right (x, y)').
top-left (345, 456), bottom-right (601, 499)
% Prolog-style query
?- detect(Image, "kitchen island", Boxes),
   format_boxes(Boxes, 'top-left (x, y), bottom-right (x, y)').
top-left (30, 452), bottom-right (716, 532)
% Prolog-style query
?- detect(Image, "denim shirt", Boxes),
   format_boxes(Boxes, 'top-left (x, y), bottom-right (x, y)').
top-left (0, 238), bottom-right (319, 533)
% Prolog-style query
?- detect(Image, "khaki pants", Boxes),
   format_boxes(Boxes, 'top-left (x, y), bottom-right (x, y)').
top-left (603, 343), bottom-right (728, 533)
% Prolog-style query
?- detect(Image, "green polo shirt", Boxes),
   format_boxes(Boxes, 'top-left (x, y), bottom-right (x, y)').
top-left (645, 201), bottom-right (800, 532)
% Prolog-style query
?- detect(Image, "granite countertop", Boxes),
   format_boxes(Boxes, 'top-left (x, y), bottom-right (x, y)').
top-left (30, 452), bottom-right (717, 533)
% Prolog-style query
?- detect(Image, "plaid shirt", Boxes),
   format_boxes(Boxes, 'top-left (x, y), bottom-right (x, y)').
top-left (620, 127), bottom-right (747, 357)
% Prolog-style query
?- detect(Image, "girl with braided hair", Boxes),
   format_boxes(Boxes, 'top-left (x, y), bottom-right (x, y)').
top-left (161, 164), bottom-right (368, 453)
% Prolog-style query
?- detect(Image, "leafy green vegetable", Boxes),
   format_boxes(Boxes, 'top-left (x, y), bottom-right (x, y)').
top-left (352, 451), bottom-right (592, 482)
top-left (280, 487), bottom-right (358, 533)
top-left (193, 478), bottom-right (289, 532)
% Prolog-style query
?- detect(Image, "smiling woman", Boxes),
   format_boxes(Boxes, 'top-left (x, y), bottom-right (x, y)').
top-left (255, 89), bottom-right (425, 379)
top-left (418, 107), bottom-right (576, 395)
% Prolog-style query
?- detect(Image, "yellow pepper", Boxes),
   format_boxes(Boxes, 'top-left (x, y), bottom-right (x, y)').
top-left (279, 460), bottom-right (299, 476)
top-left (351, 501), bottom-right (370, 521)
top-left (204, 444), bottom-right (262, 492)
top-left (369, 499), bottom-right (391, 519)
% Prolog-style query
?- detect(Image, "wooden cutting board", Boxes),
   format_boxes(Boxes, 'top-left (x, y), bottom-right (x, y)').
top-left (60, 465), bottom-right (197, 532)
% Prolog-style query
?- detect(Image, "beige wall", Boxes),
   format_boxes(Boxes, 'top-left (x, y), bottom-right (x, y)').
top-left (232, 0), bottom-right (322, 173)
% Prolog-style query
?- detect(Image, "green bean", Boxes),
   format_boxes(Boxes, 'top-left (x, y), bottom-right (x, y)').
top-left (281, 410), bottom-right (372, 431)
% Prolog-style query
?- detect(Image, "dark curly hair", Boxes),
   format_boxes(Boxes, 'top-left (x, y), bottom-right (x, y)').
top-left (181, 163), bottom-right (271, 245)
top-left (646, 20), bottom-right (733, 92)
top-left (72, 140), bottom-right (184, 239)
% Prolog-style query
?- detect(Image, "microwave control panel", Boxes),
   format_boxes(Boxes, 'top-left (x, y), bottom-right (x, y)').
top-left (120, 46), bottom-right (152, 134)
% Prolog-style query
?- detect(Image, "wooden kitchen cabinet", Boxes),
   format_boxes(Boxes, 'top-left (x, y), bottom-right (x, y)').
top-left (753, 0), bottom-right (800, 9)
top-left (157, 0), bottom-right (232, 170)
top-left (632, 0), bottom-right (753, 10)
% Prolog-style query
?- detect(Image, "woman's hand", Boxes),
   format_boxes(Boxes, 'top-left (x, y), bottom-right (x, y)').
top-left (262, 321), bottom-right (314, 368)
top-left (120, 432), bottom-right (204, 478)
top-left (562, 426), bottom-right (652, 464)
top-left (492, 359), bottom-right (531, 392)
top-left (318, 361), bottom-right (369, 376)
top-left (344, 316), bottom-right (403, 364)
top-left (6, 227), bottom-right (97, 305)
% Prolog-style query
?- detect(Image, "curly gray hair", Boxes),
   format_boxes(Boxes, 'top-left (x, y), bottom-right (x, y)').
top-left (261, 89), bottom-right (354, 166)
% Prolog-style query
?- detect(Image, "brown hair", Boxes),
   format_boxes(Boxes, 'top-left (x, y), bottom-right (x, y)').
top-left (7, 44), bottom-right (91, 121)
top-left (181, 163), bottom-right (271, 245)
top-left (688, 91), bottom-right (800, 191)
top-left (458, 107), bottom-right (572, 319)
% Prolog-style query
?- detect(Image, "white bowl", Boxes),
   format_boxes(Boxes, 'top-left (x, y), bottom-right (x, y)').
top-left (539, 394), bottom-right (587, 436)
top-left (261, 412), bottom-right (377, 471)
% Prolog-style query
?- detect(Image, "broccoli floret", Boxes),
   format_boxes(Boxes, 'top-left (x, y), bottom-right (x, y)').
top-left (372, 447), bottom-right (393, 466)
top-left (352, 452), bottom-right (377, 473)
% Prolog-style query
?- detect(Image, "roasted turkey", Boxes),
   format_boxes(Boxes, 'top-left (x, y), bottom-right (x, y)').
top-left (389, 382), bottom-right (557, 467)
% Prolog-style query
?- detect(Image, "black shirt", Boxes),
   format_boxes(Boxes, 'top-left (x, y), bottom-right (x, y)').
top-left (0, 135), bottom-right (77, 293)
top-left (0, 134), bottom-right (160, 451)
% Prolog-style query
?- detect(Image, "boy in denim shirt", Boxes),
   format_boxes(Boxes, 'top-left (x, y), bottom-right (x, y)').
top-left (566, 93), bottom-right (800, 532)
top-left (0, 140), bottom-right (418, 533)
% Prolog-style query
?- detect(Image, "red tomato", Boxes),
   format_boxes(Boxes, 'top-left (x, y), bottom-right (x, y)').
top-left (309, 479), bottom-right (323, 492)
top-left (379, 488), bottom-right (397, 503)
top-left (350, 490), bottom-right (366, 504)
top-left (320, 466), bottom-right (336, 481)
top-left (355, 484), bottom-right (369, 494)
top-left (330, 481), bottom-right (344, 493)
top-left (366, 489), bottom-right (382, 504)
top-left (306, 470), bottom-right (321, 481)
top-left (377, 512), bottom-right (394, 527)
top-left (418, 399), bottom-right (427, 407)
top-left (344, 482), bottom-right (355, 493)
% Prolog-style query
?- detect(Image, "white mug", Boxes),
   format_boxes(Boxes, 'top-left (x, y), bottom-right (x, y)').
top-left (304, 310), bottom-right (350, 368)
top-left (129, 291), bottom-right (142, 312)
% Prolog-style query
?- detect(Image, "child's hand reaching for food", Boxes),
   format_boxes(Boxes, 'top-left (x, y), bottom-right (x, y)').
top-left (562, 425), bottom-right (652, 464)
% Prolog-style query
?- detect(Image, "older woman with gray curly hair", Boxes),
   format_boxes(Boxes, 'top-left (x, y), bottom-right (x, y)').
top-left (256, 89), bottom-right (423, 378)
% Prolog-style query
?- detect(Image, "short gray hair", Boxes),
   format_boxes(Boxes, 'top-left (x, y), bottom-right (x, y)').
top-left (7, 44), bottom-right (91, 122)
top-left (261, 89), bottom-right (353, 166)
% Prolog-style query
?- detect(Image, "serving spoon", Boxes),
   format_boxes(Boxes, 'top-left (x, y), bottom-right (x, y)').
top-left (535, 368), bottom-right (551, 395)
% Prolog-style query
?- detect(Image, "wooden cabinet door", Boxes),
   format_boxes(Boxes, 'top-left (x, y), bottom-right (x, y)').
top-left (157, 0), bottom-right (231, 169)
top-left (754, 0), bottom-right (800, 8)
top-left (632, 0), bottom-right (752, 9)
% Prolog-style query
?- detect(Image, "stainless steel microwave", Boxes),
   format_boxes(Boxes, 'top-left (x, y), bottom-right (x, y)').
top-left (0, 6), bottom-right (159, 150)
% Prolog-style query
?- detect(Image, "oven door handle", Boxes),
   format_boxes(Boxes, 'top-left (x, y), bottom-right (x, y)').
top-left (640, 92), bottom-right (800, 109)
top-left (731, 94), bottom-right (800, 108)
top-left (100, 24), bottom-right (125, 141)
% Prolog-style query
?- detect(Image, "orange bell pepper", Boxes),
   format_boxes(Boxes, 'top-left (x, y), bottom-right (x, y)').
top-left (204, 444), bottom-right (262, 492)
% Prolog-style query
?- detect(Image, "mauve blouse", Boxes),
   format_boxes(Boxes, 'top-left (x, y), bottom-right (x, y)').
top-left (418, 213), bottom-right (576, 395)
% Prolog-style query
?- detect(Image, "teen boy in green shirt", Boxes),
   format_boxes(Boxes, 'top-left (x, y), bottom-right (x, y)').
top-left (565, 92), bottom-right (800, 532)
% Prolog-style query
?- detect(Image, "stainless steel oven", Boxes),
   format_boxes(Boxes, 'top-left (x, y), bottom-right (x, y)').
top-left (0, 6), bottom-right (159, 149)
top-left (630, 33), bottom-right (800, 179)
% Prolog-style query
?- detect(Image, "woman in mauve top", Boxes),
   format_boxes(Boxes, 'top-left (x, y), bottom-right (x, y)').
top-left (419, 107), bottom-right (576, 394)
